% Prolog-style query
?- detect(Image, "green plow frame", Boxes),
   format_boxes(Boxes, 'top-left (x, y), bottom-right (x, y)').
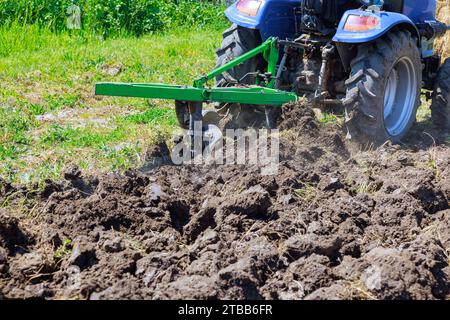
top-left (95, 37), bottom-right (297, 106)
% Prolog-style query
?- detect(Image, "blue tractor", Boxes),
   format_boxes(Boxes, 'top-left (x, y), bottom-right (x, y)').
top-left (97, 0), bottom-right (450, 147)
top-left (214, 0), bottom-right (450, 144)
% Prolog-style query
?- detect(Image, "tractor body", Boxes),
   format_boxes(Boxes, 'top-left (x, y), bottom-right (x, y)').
top-left (226, 1), bottom-right (437, 46)
top-left (96, 0), bottom-right (450, 148)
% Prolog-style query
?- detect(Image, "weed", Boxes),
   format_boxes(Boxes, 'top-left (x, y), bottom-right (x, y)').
top-left (41, 125), bottom-right (78, 144)
top-left (352, 181), bottom-right (371, 195)
top-left (318, 111), bottom-right (343, 125)
top-left (293, 183), bottom-right (318, 202)
top-left (0, 144), bottom-right (19, 160)
top-left (29, 104), bottom-right (47, 115)
top-left (101, 144), bottom-right (141, 170)
top-left (54, 239), bottom-right (73, 259)
top-left (120, 108), bottom-right (177, 125)
top-left (45, 93), bottom-right (82, 110)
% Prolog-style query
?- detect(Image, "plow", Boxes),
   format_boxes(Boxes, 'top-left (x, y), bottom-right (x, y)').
top-left (96, 0), bottom-right (450, 151)
top-left (96, 37), bottom-right (297, 107)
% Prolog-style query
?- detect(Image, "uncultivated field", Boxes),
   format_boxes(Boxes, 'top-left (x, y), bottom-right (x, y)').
top-left (0, 26), bottom-right (222, 185)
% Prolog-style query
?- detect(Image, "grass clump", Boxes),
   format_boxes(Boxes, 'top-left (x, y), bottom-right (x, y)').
top-left (41, 125), bottom-right (78, 144)
top-left (54, 239), bottom-right (73, 259)
top-left (120, 107), bottom-right (177, 125)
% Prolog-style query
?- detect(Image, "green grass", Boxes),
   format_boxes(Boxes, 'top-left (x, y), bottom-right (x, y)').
top-left (318, 110), bottom-right (343, 125)
top-left (0, 24), bottom-right (224, 185)
top-left (119, 108), bottom-right (178, 126)
top-left (0, 0), bottom-right (227, 36)
top-left (54, 238), bottom-right (73, 260)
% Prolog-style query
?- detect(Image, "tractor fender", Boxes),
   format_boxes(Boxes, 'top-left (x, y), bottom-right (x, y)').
top-left (333, 9), bottom-right (420, 45)
top-left (225, 0), bottom-right (301, 40)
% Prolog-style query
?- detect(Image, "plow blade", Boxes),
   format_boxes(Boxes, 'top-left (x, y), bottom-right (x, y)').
top-left (95, 82), bottom-right (297, 106)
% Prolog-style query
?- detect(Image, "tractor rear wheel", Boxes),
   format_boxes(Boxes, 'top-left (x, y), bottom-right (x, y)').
top-left (431, 58), bottom-right (450, 130)
top-left (214, 24), bottom-right (267, 129)
top-left (344, 30), bottom-right (422, 145)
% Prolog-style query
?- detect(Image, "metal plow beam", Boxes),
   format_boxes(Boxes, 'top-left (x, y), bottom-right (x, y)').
top-left (95, 82), bottom-right (297, 106)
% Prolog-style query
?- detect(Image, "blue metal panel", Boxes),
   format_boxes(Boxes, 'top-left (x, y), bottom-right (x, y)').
top-left (403, 0), bottom-right (437, 57)
top-left (225, 0), bottom-right (439, 57)
top-left (403, 0), bottom-right (436, 23)
top-left (225, 0), bottom-right (301, 40)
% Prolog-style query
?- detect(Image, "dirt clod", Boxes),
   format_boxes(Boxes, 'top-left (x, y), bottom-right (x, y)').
top-left (0, 211), bottom-right (28, 253)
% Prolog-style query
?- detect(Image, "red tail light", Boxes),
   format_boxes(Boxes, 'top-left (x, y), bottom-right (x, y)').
top-left (344, 15), bottom-right (380, 32)
top-left (236, 0), bottom-right (262, 17)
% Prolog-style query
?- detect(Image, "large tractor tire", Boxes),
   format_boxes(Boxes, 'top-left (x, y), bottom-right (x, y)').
top-left (344, 30), bottom-right (422, 145)
top-left (215, 24), bottom-right (264, 86)
top-left (214, 24), bottom-right (267, 129)
top-left (431, 58), bottom-right (450, 130)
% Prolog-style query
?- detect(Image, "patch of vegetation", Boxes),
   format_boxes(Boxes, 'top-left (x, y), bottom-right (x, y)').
top-left (0, 108), bottom-right (34, 146)
top-left (45, 93), bottom-right (83, 110)
top-left (29, 104), bottom-right (47, 116)
top-left (0, 144), bottom-right (19, 160)
top-left (101, 144), bottom-right (141, 170)
top-left (293, 183), bottom-right (318, 202)
top-left (41, 124), bottom-right (78, 144)
top-left (318, 111), bottom-right (343, 125)
top-left (120, 107), bottom-right (177, 125)
top-left (0, 23), bottom-right (222, 184)
top-left (0, 0), bottom-right (228, 37)
top-left (54, 238), bottom-right (73, 259)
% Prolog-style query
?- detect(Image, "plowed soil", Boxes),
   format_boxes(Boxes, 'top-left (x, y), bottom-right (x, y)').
top-left (1, 103), bottom-right (449, 300)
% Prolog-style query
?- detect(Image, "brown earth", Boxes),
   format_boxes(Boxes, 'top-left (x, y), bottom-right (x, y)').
top-left (1, 102), bottom-right (450, 300)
